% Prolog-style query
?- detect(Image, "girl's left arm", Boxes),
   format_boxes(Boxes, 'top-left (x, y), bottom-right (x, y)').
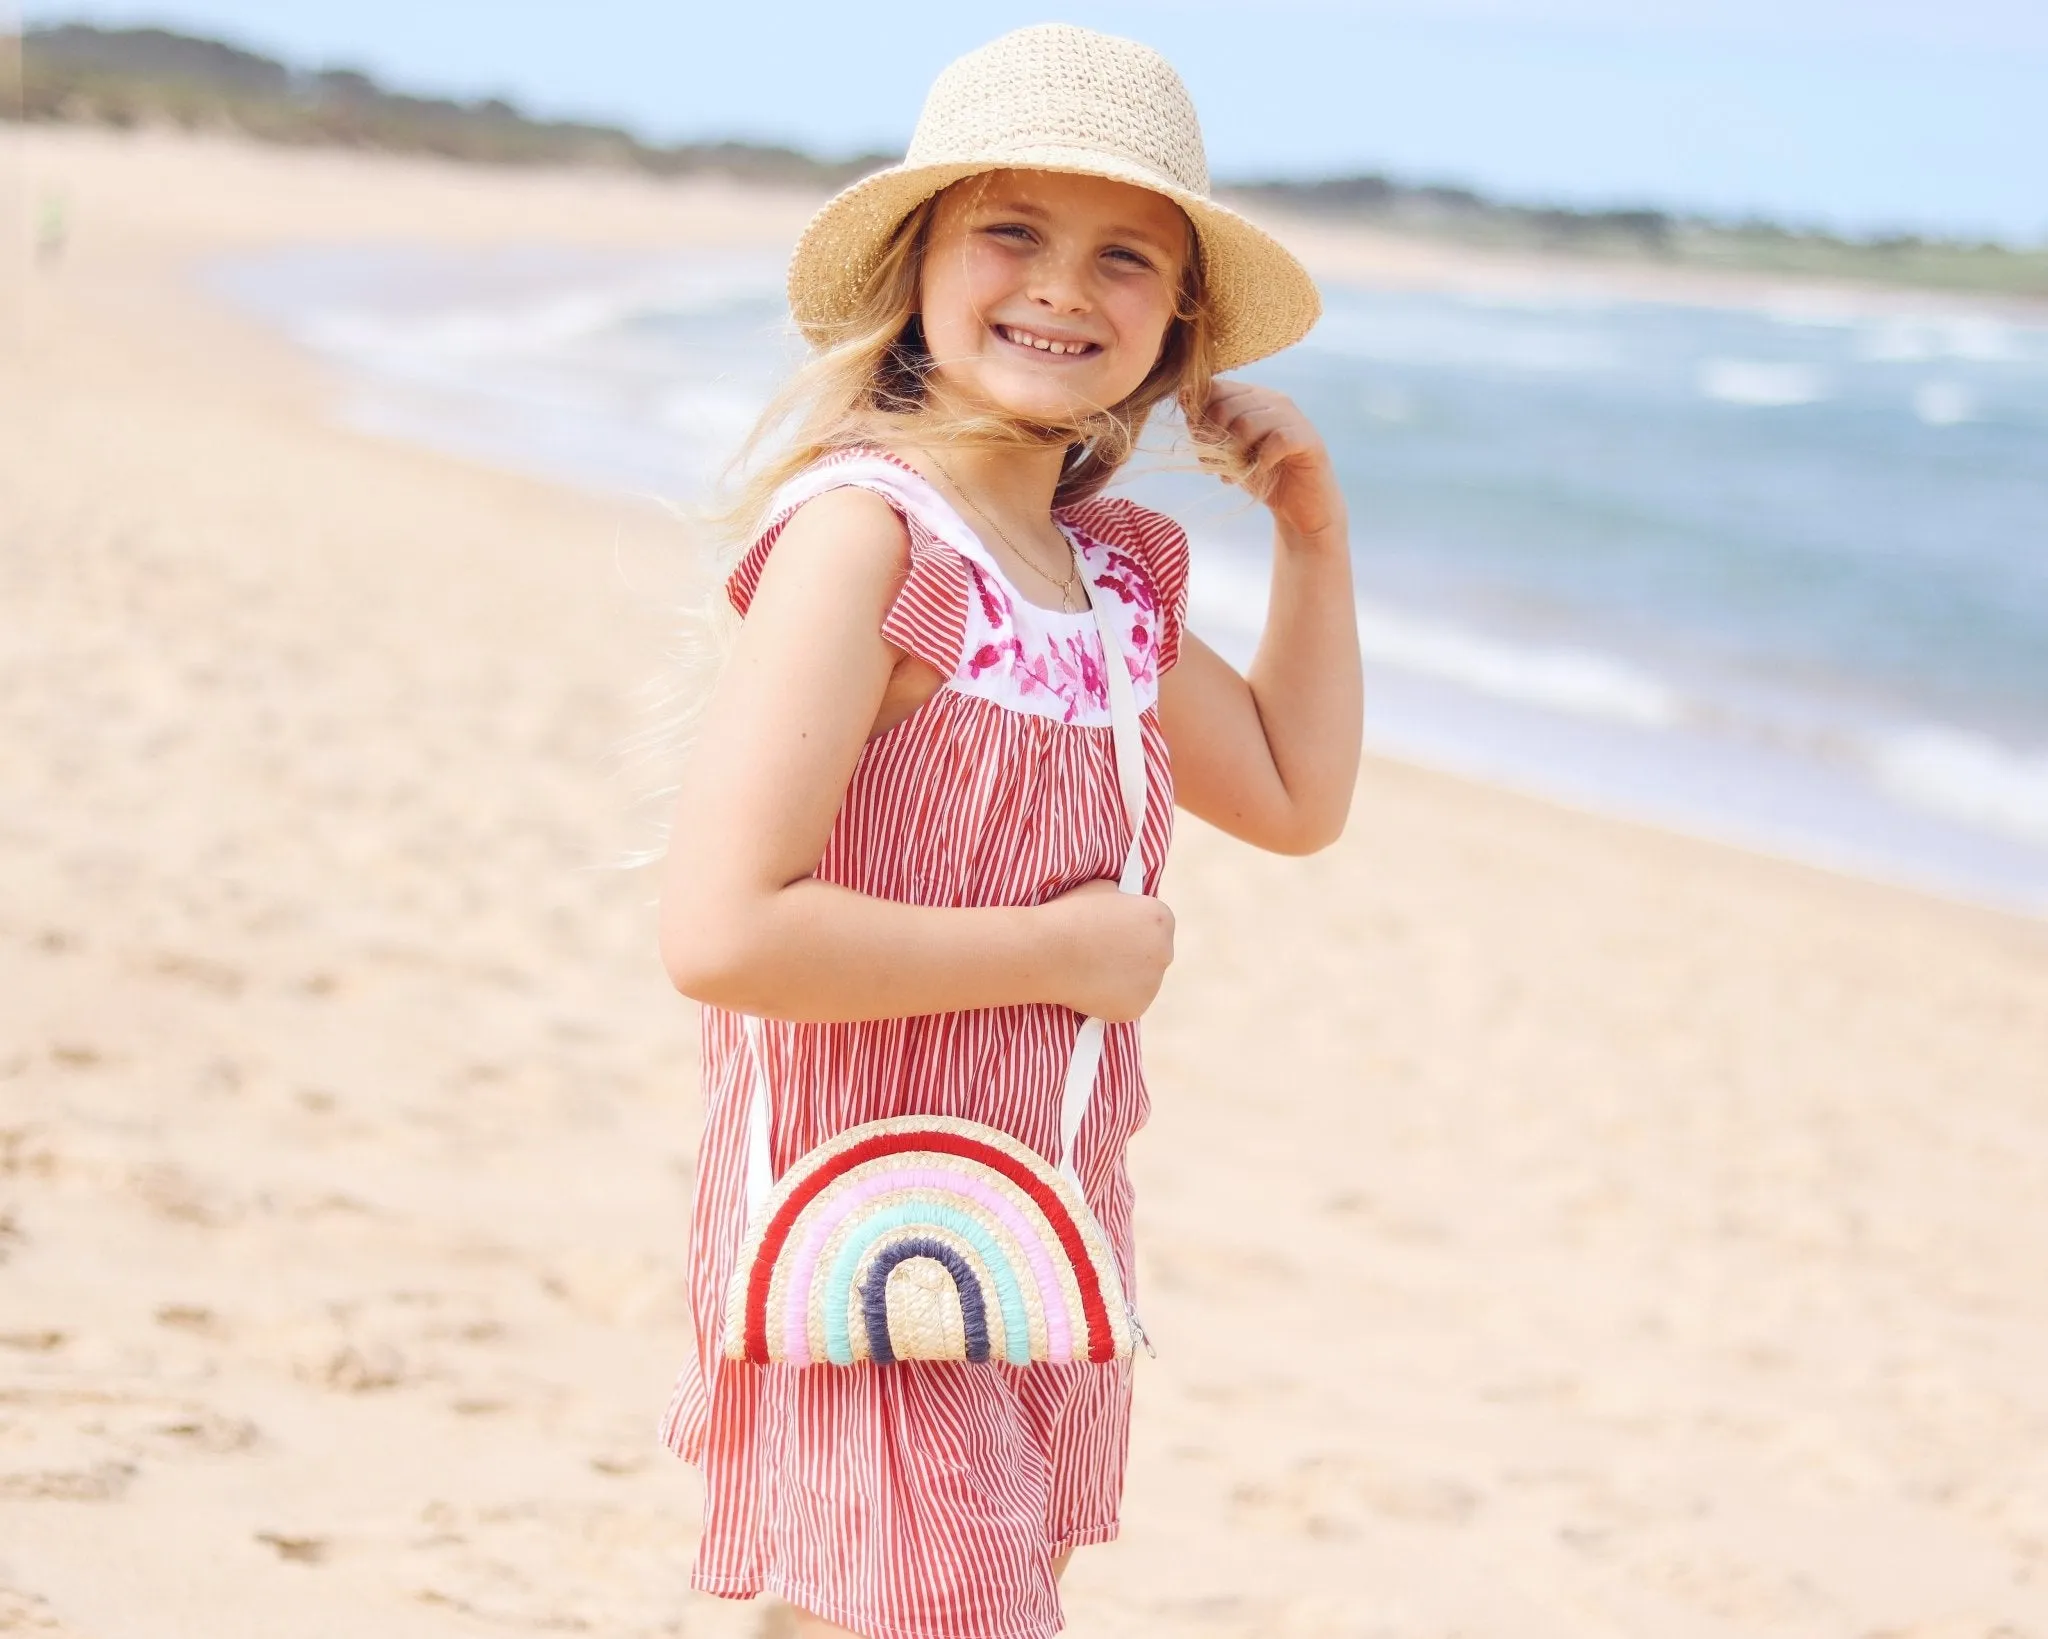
top-left (1157, 381), bottom-right (1364, 855)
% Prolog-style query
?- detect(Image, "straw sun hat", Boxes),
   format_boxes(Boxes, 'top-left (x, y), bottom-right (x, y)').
top-left (785, 22), bottom-right (1321, 374)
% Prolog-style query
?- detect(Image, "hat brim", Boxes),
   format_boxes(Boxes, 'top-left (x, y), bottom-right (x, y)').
top-left (785, 149), bottom-right (1322, 375)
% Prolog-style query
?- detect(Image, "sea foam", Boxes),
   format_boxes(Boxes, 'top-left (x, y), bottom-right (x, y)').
top-left (1867, 726), bottom-right (2048, 848)
top-left (1189, 550), bottom-right (1681, 728)
top-left (1697, 358), bottom-right (1828, 407)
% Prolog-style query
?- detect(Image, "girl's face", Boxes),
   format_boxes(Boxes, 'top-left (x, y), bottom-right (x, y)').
top-left (917, 168), bottom-right (1192, 426)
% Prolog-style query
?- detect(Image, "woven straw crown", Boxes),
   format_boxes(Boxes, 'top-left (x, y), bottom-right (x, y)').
top-left (785, 23), bottom-right (1320, 374)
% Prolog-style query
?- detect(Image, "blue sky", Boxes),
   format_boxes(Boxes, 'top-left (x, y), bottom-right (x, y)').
top-left (23, 0), bottom-right (2048, 241)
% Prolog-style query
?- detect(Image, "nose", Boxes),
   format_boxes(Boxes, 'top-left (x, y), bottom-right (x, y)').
top-left (1024, 240), bottom-right (1093, 316)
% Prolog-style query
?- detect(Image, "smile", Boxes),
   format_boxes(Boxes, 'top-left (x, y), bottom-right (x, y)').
top-left (994, 323), bottom-right (1102, 359)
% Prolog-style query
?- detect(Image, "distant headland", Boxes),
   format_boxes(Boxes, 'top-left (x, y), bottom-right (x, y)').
top-left (7, 23), bottom-right (2044, 300)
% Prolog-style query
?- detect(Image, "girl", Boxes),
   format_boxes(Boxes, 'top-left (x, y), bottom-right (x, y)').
top-left (656, 24), bottom-right (1363, 1639)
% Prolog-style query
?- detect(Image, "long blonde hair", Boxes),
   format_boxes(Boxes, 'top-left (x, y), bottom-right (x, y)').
top-left (613, 174), bottom-right (1250, 867)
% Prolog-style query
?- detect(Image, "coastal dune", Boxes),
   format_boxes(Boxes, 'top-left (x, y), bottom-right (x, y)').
top-left (5, 128), bottom-right (2048, 1638)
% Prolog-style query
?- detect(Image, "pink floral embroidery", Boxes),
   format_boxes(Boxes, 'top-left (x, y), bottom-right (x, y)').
top-left (943, 524), bottom-right (1163, 725)
top-left (755, 452), bottom-right (1172, 727)
top-left (968, 562), bottom-right (1007, 629)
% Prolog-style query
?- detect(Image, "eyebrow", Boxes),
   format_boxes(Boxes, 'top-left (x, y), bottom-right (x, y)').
top-left (973, 195), bottom-right (1183, 257)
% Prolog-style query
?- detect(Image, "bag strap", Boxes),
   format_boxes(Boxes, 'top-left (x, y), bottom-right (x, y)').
top-left (1052, 562), bottom-right (1146, 1191)
top-left (739, 531), bottom-right (1147, 1220)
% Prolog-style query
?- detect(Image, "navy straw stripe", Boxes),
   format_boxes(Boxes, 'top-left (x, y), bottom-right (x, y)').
top-left (859, 1236), bottom-right (991, 1364)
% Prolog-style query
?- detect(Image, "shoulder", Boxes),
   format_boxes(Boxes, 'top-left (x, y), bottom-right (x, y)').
top-left (1061, 493), bottom-right (1187, 550)
top-left (728, 453), bottom-right (977, 677)
top-left (772, 484), bottom-right (910, 562)
top-left (1061, 494), bottom-right (1191, 611)
top-left (728, 484), bottom-right (910, 619)
top-left (1061, 496), bottom-right (1190, 590)
top-left (1061, 494), bottom-right (1194, 673)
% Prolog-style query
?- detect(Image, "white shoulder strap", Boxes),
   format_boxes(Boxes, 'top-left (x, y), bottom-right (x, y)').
top-left (1053, 566), bottom-right (1146, 1189)
top-left (738, 529), bottom-right (1147, 1220)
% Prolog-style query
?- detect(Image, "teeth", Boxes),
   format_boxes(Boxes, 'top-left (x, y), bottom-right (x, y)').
top-left (1002, 325), bottom-right (1088, 356)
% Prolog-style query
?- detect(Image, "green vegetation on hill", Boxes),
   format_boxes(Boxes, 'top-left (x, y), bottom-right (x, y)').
top-left (7, 24), bottom-right (889, 185)
top-left (1237, 176), bottom-right (2048, 300)
top-left (9, 24), bottom-right (2046, 299)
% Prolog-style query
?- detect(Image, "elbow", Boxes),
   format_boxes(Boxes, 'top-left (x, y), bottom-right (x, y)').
top-left (658, 918), bottom-right (731, 1006)
top-left (1267, 825), bottom-right (1342, 858)
top-left (660, 942), bottom-right (726, 1009)
top-left (1266, 797), bottom-right (1353, 857)
top-left (657, 886), bottom-right (759, 1008)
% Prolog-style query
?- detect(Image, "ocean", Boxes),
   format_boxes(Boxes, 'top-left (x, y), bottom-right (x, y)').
top-left (208, 242), bottom-right (2048, 913)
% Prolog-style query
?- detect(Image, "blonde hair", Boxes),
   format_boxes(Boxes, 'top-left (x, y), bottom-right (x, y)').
top-left (612, 175), bottom-right (1249, 867)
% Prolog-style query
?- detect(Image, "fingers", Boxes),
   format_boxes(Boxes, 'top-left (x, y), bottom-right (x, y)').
top-left (1220, 406), bottom-right (1296, 448)
top-left (1219, 406), bottom-right (1309, 475)
top-left (1198, 381), bottom-right (1326, 504)
top-left (1203, 378), bottom-right (1284, 414)
top-left (1202, 383), bottom-right (1306, 454)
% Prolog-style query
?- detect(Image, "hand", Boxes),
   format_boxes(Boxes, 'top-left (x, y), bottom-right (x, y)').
top-left (1197, 380), bottom-right (1348, 542)
top-left (1036, 879), bottom-right (1175, 1021)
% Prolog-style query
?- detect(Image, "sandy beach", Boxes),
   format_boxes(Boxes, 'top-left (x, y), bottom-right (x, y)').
top-left (5, 126), bottom-right (2048, 1639)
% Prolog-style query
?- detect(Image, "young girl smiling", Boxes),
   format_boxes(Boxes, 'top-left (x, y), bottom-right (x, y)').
top-left (657, 24), bottom-right (1363, 1639)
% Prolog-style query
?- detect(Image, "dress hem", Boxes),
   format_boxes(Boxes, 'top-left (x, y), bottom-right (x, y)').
top-left (690, 1564), bottom-right (1100, 1639)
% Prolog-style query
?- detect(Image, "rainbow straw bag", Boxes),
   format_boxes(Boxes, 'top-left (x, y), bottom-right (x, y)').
top-left (722, 551), bottom-right (1149, 1369)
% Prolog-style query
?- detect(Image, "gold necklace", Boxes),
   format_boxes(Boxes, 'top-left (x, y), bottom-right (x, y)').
top-left (926, 451), bottom-right (1084, 614)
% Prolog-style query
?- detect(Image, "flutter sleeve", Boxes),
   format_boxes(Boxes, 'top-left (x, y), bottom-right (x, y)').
top-left (1065, 495), bottom-right (1193, 674)
top-left (724, 480), bottom-right (974, 678)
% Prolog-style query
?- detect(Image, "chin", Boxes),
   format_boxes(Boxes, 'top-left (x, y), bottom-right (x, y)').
top-left (972, 367), bottom-right (1121, 428)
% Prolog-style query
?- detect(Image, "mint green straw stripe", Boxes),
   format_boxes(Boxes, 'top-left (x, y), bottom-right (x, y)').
top-left (821, 1203), bottom-right (1033, 1366)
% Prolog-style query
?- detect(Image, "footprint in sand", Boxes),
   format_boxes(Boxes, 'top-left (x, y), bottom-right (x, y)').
top-left (404, 1498), bottom-right (713, 1634)
top-left (0, 1126), bottom-right (60, 1181)
top-left (0, 1582), bottom-right (81, 1635)
top-left (153, 1303), bottom-right (224, 1337)
top-left (0, 1459), bottom-right (137, 1503)
top-left (0, 1389), bottom-right (261, 1505)
top-left (273, 1288), bottom-right (513, 1397)
top-left (312, 1340), bottom-right (410, 1394)
top-left (1231, 1453), bottom-right (1481, 1539)
top-left (144, 951), bottom-right (245, 996)
top-left (128, 1161), bottom-right (238, 1227)
top-left (152, 1410), bottom-right (261, 1456)
top-left (254, 1532), bottom-right (327, 1565)
top-left (538, 1251), bottom-right (683, 1327)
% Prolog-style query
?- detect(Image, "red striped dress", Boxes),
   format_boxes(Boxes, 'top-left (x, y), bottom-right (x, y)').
top-left (659, 446), bottom-right (1189, 1639)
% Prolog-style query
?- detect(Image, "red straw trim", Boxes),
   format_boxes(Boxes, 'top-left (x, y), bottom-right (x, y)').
top-left (743, 1129), bottom-right (1114, 1363)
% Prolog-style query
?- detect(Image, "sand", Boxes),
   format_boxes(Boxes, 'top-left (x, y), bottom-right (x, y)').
top-left (4, 126), bottom-right (2048, 1639)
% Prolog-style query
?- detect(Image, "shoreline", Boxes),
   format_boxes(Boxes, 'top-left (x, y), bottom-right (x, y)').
top-left (7, 125), bottom-right (2048, 1639)
top-left (182, 169), bottom-right (2048, 922)
top-left (21, 121), bottom-right (2048, 323)
top-left (15, 123), bottom-right (2040, 930)
top-left (1261, 203), bottom-right (2048, 323)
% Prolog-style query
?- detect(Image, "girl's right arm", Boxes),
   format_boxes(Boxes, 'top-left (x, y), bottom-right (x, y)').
top-left (657, 487), bottom-right (1172, 1025)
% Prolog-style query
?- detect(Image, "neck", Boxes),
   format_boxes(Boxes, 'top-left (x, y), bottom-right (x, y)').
top-left (896, 437), bottom-right (1072, 526)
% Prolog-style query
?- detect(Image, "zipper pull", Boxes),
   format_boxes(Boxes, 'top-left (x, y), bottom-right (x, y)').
top-left (1126, 1301), bottom-right (1157, 1359)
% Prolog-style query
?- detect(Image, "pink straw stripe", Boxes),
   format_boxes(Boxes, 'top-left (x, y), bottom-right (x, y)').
top-left (779, 1164), bottom-right (1075, 1364)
